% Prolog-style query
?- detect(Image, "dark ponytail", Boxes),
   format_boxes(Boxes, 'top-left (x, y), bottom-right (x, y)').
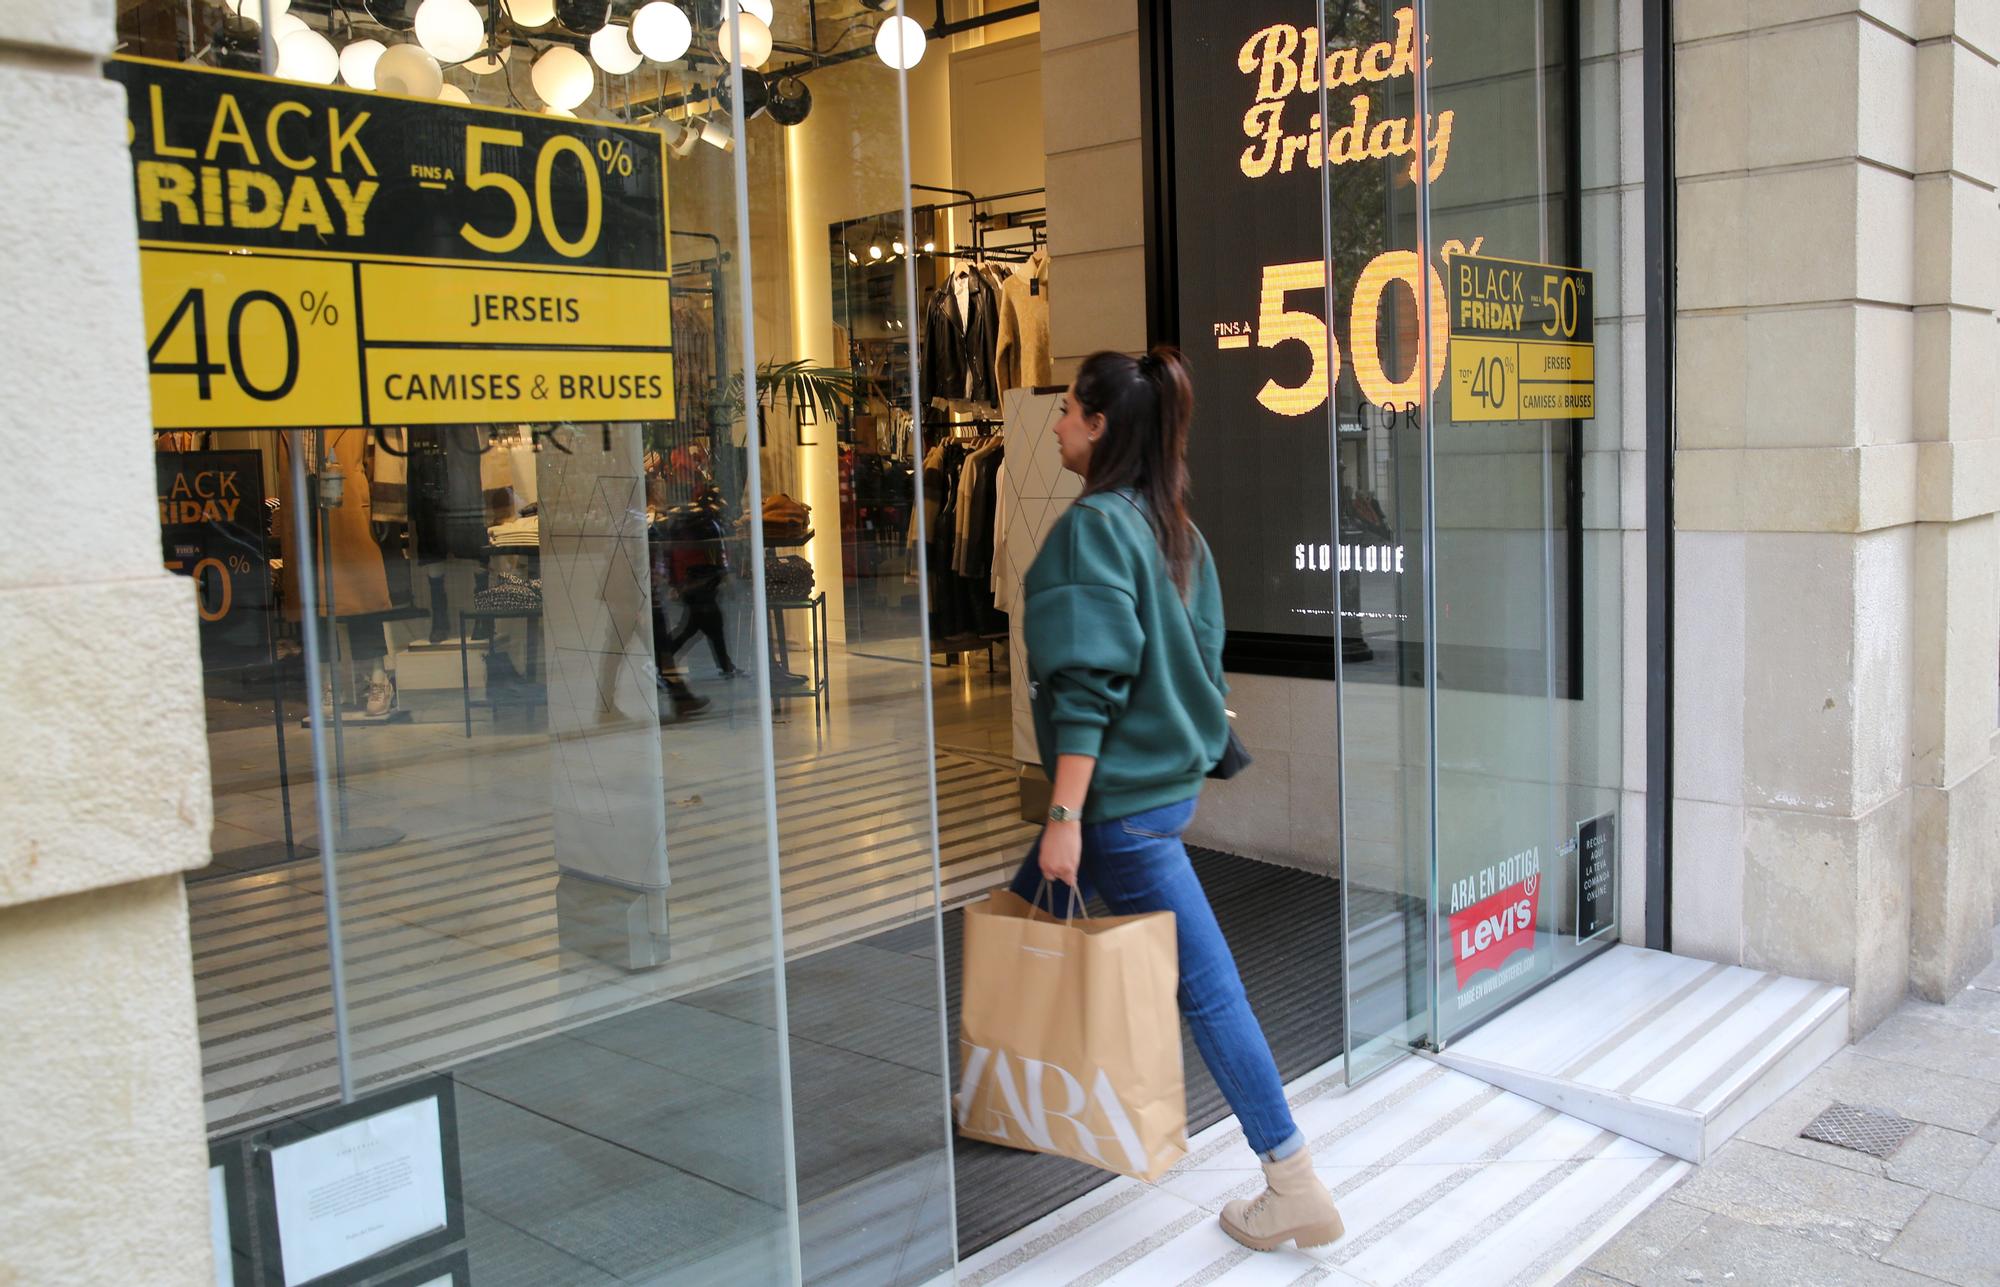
top-left (1073, 344), bottom-right (1197, 595)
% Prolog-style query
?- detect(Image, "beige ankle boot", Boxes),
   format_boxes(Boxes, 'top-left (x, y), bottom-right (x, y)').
top-left (1219, 1148), bottom-right (1345, 1252)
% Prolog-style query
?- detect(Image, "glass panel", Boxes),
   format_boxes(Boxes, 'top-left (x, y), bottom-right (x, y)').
top-left (1426, 0), bottom-right (1626, 1045)
top-left (742, 8), bottom-right (960, 1283)
top-left (1321, 0), bottom-right (1443, 1080)
top-left (143, 8), bottom-right (805, 1280)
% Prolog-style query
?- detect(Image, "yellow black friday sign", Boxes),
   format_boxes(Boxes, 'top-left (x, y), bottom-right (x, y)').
top-left (107, 57), bottom-right (673, 428)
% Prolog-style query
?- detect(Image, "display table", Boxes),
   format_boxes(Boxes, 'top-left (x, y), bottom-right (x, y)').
top-left (766, 592), bottom-right (828, 723)
top-left (459, 606), bottom-right (544, 737)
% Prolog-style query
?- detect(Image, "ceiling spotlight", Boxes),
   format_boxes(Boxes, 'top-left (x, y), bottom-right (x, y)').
top-left (875, 15), bottom-right (926, 70)
top-left (414, 0), bottom-right (484, 64)
top-left (277, 28), bottom-right (339, 83)
top-left (846, 250), bottom-right (860, 264)
top-left (717, 13), bottom-right (773, 69)
top-left (921, 240), bottom-right (935, 253)
top-left (339, 38), bottom-right (386, 88)
top-left (631, 2), bottom-right (692, 61)
top-left (531, 44), bottom-right (595, 110)
top-left (375, 43), bottom-right (444, 97)
top-left (868, 243), bottom-right (884, 261)
top-left (891, 239), bottom-right (906, 255)
top-left (766, 74), bottom-right (812, 125)
top-left (590, 23), bottom-right (643, 74)
top-left (507, 0), bottom-right (557, 27)
top-left (699, 115), bottom-right (735, 151)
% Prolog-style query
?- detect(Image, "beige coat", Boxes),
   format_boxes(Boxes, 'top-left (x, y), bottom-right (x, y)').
top-left (278, 428), bottom-right (393, 619)
top-left (996, 251), bottom-right (1052, 394)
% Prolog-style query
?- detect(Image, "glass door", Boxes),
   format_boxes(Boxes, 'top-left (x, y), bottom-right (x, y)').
top-left (1318, 0), bottom-right (1445, 1082)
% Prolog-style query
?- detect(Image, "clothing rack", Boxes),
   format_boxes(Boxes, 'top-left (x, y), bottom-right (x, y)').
top-left (910, 184), bottom-right (1047, 266)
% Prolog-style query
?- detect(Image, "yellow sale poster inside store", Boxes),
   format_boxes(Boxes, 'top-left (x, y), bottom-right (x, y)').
top-left (106, 57), bottom-right (672, 429)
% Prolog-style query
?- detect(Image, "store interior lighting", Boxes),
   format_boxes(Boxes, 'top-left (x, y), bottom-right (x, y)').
top-left (413, 0), bottom-right (486, 64)
top-left (717, 13), bottom-right (773, 69)
top-left (699, 114), bottom-right (734, 151)
top-left (338, 37), bottom-right (385, 88)
top-left (531, 44), bottom-right (595, 110)
top-left (374, 42), bottom-right (444, 97)
top-left (875, 14), bottom-right (926, 69)
top-left (506, 0), bottom-right (558, 27)
top-left (589, 23), bottom-right (644, 75)
top-left (630, 2), bottom-right (693, 62)
top-left (277, 26), bottom-right (338, 83)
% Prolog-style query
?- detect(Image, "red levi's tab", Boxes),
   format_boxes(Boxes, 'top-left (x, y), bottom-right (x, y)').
top-left (1450, 874), bottom-right (1540, 989)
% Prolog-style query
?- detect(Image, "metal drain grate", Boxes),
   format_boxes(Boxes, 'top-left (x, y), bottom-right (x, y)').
top-left (1799, 1103), bottom-right (1918, 1158)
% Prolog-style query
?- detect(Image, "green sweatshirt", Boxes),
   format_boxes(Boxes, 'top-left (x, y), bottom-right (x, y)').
top-left (1023, 490), bottom-right (1229, 823)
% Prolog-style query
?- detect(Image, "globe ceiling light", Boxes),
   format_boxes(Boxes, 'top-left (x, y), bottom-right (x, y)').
top-left (270, 11), bottom-right (309, 41)
top-left (737, 0), bottom-right (773, 22)
top-left (506, 0), bottom-right (557, 28)
top-left (545, 105), bottom-right (577, 118)
top-left (631, 2), bottom-right (692, 61)
top-left (375, 43), bottom-right (445, 98)
top-left (717, 12), bottom-right (772, 68)
top-left (589, 23), bottom-right (643, 75)
top-left (277, 28), bottom-right (339, 83)
top-left (874, 14), bottom-right (925, 70)
top-left (438, 82), bottom-right (472, 103)
top-left (338, 37), bottom-right (387, 89)
top-left (415, 0), bottom-right (486, 64)
top-left (530, 45), bottom-right (594, 111)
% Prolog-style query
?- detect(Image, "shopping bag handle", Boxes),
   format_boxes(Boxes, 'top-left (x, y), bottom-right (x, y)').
top-left (1031, 879), bottom-right (1084, 923)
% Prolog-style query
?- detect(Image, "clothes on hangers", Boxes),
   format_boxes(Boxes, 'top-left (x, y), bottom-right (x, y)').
top-left (922, 266), bottom-right (1000, 406)
top-left (996, 249), bottom-right (1052, 393)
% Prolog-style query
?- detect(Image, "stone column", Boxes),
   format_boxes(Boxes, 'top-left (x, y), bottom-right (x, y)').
top-left (0, 2), bottom-right (217, 1281)
top-left (1671, 2), bottom-right (2000, 1029)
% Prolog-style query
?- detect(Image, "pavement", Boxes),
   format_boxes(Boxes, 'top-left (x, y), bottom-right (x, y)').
top-left (1565, 930), bottom-right (2000, 1287)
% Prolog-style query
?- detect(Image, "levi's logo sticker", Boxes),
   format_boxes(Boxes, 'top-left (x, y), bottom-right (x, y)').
top-left (1450, 874), bottom-right (1539, 987)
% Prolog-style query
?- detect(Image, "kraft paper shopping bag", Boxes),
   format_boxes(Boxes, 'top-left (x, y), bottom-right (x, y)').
top-left (954, 887), bottom-right (1187, 1181)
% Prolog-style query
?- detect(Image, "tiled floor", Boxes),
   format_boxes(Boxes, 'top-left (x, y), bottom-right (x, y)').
top-left (960, 1055), bottom-right (1690, 1287)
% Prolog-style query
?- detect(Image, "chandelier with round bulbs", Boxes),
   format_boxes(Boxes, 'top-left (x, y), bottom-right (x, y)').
top-left (250, 0), bottom-right (934, 124)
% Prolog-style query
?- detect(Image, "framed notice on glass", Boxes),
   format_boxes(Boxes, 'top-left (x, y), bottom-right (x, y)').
top-left (208, 1139), bottom-right (254, 1287)
top-left (250, 1076), bottom-right (464, 1287)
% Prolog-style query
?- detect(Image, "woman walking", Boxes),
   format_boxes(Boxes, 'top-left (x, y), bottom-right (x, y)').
top-left (1012, 346), bottom-right (1344, 1252)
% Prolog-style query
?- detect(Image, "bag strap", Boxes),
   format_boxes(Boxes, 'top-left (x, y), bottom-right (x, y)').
top-left (1099, 489), bottom-right (1224, 694)
top-left (1030, 878), bottom-right (1084, 922)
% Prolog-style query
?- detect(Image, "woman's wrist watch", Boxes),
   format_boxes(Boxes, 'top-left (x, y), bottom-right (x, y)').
top-left (1047, 805), bottom-right (1082, 824)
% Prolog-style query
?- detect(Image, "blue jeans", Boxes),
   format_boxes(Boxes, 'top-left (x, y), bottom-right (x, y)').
top-left (1009, 798), bottom-right (1305, 1161)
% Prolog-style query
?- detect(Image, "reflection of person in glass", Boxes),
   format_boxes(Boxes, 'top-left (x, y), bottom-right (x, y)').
top-left (658, 486), bottom-right (739, 678)
top-left (1012, 347), bottom-right (1345, 1253)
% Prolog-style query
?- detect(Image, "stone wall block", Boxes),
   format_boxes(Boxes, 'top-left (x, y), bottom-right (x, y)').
top-left (1673, 798), bottom-right (1747, 963)
top-left (1677, 167), bottom-right (1860, 311)
top-left (1039, 0), bottom-right (1136, 53)
top-left (0, 70), bottom-right (175, 592)
top-left (1041, 33), bottom-right (1141, 157)
top-left (1912, 174), bottom-right (2000, 310)
top-left (6, 0), bottom-right (114, 56)
top-left (1677, 0), bottom-right (1920, 43)
top-left (0, 576), bottom-right (214, 907)
top-left (1047, 247), bottom-right (1147, 361)
top-left (0, 876), bottom-right (213, 1286)
top-left (1741, 804), bottom-right (1861, 993)
top-left (1917, 0), bottom-right (2000, 60)
top-left (1742, 532), bottom-right (1862, 815)
top-left (1045, 142), bottom-right (1143, 258)
top-left (1848, 526), bottom-right (1918, 810)
top-left (1915, 39), bottom-right (2000, 184)
top-left (1675, 531), bottom-right (1747, 806)
top-left (1912, 306), bottom-right (2000, 443)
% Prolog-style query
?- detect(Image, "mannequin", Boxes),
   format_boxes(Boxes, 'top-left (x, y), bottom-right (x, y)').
top-left (277, 430), bottom-right (396, 715)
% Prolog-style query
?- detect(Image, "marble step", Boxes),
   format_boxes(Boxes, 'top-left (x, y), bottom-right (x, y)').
top-left (1428, 945), bottom-right (1850, 1162)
